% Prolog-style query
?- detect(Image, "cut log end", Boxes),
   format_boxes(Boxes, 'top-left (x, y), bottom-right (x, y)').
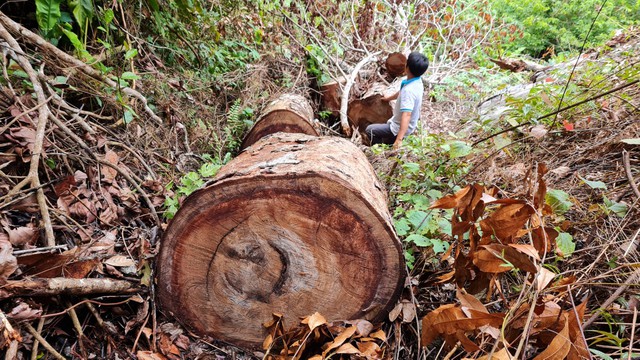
top-left (240, 94), bottom-right (317, 150)
top-left (386, 52), bottom-right (407, 78)
top-left (158, 133), bottom-right (404, 349)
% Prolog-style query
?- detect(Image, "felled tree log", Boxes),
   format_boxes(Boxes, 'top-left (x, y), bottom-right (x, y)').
top-left (347, 82), bottom-right (393, 134)
top-left (240, 94), bottom-right (317, 150)
top-left (319, 77), bottom-right (346, 118)
top-left (158, 133), bottom-right (404, 349)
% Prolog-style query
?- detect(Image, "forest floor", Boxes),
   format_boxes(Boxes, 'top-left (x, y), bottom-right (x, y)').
top-left (0, 8), bottom-right (639, 360)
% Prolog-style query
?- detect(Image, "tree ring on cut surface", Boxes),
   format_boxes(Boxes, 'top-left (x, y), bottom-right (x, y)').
top-left (158, 133), bottom-right (404, 349)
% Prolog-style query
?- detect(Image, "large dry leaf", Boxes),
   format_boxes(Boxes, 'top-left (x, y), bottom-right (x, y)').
top-left (322, 325), bottom-right (357, 357)
top-left (0, 236), bottom-right (18, 284)
top-left (567, 301), bottom-right (590, 360)
top-left (533, 317), bottom-right (571, 360)
top-left (421, 304), bottom-right (503, 347)
top-left (6, 224), bottom-right (38, 247)
top-left (531, 227), bottom-right (558, 256)
top-left (349, 319), bottom-right (373, 337)
top-left (430, 186), bottom-right (472, 209)
top-left (102, 150), bottom-right (119, 182)
top-left (137, 351), bottom-right (167, 360)
top-left (509, 243), bottom-right (541, 262)
top-left (474, 244), bottom-right (537, 274)
top-left (335, 343), bottom-right (361, 355)
top-left (302, 312), bottom-right (327, 331)
top-left (104, 255), bottom-right (136, 268)
top-left (457, 288), bottom-right (489, 313)
top-left (358, 341), bottom-right (382, 357)
top-left (479, 203), bottom-right (534, 242)
top-left (535, 268), bottom-right (557, 291)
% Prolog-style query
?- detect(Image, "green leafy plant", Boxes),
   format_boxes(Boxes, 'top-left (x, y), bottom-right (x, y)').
top-left (163, 153), bottom-right (230, 219)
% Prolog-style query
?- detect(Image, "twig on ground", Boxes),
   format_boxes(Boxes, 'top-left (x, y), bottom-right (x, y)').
top-left (1, 278), bottom-right (140, 298)
top-left (623, 149), bottom-right (640, 199)
top-left (0, 20), bottom-right (55, 246)
top-left (583, 267), bottom-right (640, 328)
top-left (66, 301), bottom-right (86, 357)
top-left (30, 316), bottom-right (45, 360)
top-left (25, 323), bottom-right (66, 360)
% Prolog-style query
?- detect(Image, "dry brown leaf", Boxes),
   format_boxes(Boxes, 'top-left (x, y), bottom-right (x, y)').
top-left (335, 342), bottom-right (361, 355)
top-left (102, 150), bottom-right (119, 182)
top-left (104, 255), bottom-right (136, 267)
top-left (474, 244), bottom-right (537, 274)
top-left (369, 329), bottom-right (386, 342)
top-left (7, 302), bottom-right (42, 321)
top-left (535, 268), bottom-right (557, 291)
top-left (567, 301), bottom-right (590, 360)
top-left (402, 301), bottom-right (416, 323)
top-left (137, 351), bottom-right (167, 360)
top-left (0, 236), bottom-right (18, 284)
top-left (301, 312), bottom-right (326, 331)
top-left (358, 341), bottom-right (382, 357)
top-left (479, 203), bottom-right (534, 242)
top-left (349, 319), bottom-right (373, 337)
top-left (457, 288), bottom-right (489, 314)
top-left (531, 227), bottom-right (559, 256)
top-left (509, 243), bottom-right (541, 262)
top-left (530, 125), bottom-right (548, 139)
top-left (430, 185), bottom-right (472, 209)
top-left (6, 225), bottom-right (38, 247)
top-left (421, 304), bottom-right (503, 347)
top-left (388, 302), bottom-right (402, 322)
top-left (322, 326), bottom-right (357, 357)
top-left (533, 317), bottom-right (570, 360)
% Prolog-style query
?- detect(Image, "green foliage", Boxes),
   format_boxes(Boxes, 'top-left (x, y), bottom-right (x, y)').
top-left (386, 134), bottom-right (473, 269)
top-left (36, 0), bottom-right (63, 35)
top-left (603, 196), bottom-right (628, 217)
top-left (555, 231), bottom-right (575, 258)
top-left (163, 153), bottom-right (230, 219)
top-left (489, 0), bottom-right (640, 57)
top-left (545, 189), bottom-right (573, 215)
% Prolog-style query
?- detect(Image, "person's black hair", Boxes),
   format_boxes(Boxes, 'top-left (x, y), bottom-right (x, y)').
top-left (407, 52), bottom-right (429, 77)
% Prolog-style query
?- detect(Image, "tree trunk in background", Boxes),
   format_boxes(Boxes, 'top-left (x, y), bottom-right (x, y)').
top-left (240, 94), bottom-right (317, 150)
top-left (157, 133), bottom-right (405, 349)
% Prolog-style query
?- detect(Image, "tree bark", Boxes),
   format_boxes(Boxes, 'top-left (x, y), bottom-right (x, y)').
top-left (158, 133), bottom-right (404, 349)
top-left (240, 94), bottom-right (317, 150)
top-left (1, 278), bottom-right (138, 298)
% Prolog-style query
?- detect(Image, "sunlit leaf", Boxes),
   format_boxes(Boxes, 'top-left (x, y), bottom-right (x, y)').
top-left (577, 174), bottom-right (606, 190)
top-left (621, 138), bottom-right (640, 145)
top-left (36, 0), bottom-right (62, 33)
top-left (556, 232), bottom-right (575, 258)
top-left (405, 234), bottom-right (430, 247)
top-left (448, 141), bottom-right (472, 158)
top-left (545, 189), bottom-right (572, 215)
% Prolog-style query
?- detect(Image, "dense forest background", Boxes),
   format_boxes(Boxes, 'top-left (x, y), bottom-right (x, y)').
top-left (1, 0), bottom-right (639, 359)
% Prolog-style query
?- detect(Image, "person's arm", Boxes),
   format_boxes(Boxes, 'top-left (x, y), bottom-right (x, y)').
top-left (382, 91), bottom-right (399, 102)
top-left (393, 111), bottom-right (411, 150)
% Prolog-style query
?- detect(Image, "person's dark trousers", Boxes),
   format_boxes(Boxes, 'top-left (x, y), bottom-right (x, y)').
top-left (365, 123), bottom-right (395, 145)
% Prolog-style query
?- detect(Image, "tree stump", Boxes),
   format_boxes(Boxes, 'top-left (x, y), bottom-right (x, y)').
top-left (385, 52), bottom-right (407, 79)
top-left (319, 77), bottom-right (345, 118)
top-left (157, 133), bottom-right (404, 349)
top-left (240, 94), bottom-right (317, 150)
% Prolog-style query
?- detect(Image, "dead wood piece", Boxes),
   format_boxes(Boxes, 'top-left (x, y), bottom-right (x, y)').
top-left (623, 149), bottom-right (640, 199)
top-left (490, 58), bottom-right (547, 73)
top-left (158, 133), bottom-right (405, 349)
top-left (240, 94), bottom-right (317, 150)
top-left (0, 19), bottom-right (55, 246)
top-left (385, 52), bottom-right (407, 78)
top-left (1, 278), bottom-right (139, 298)
top-left (320, 77), bottom-right (346, 118)
top-left (0, 13), bottom-right (162, 125)
top-left (25, 323), bottom-right (66, 360)
top-left (347, 82), bottom-right (393, 135)
top-left (340, 52), bottom-right (380, 136)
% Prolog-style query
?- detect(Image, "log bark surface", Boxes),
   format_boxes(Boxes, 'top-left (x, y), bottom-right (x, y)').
top-left (240, 94), bottom-right (317, 150)
top-left (158, 133), bottom-right (404, 349)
